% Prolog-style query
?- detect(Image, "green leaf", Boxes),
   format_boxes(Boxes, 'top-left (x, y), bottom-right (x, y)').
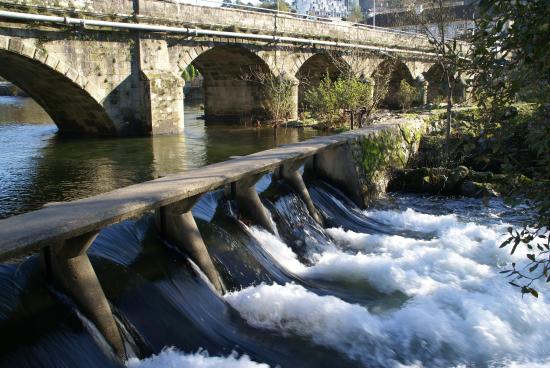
top-left (511, 239), bottom-right (520, 254)
top-left (500, 238), bottom-right (512, 248)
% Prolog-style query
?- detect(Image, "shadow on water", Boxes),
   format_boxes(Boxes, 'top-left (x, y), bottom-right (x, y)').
top-left (0, 98), bottom-right (325, 219)
top-left (0, 179), bottom-right (372, 367)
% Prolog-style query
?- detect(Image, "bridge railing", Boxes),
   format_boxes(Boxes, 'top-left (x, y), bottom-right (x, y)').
top-left (161, 0), bottom-right (431, 39)
top-left (0, 0), bottom-right (470, 53)
top-left (0, 0), bottom-right (434, 40)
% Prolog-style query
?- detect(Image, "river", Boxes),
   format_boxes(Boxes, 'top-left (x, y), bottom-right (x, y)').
top-left (0, 96), bottom-right (322, 219)
top-left (0, 96), bottom-right (548, 368)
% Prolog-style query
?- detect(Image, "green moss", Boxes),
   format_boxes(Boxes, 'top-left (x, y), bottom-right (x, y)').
top-left (361, 129), bottom-right (405, 176)
top-left (333, 126), bottom-right (350, 133)
top-left (400, 113), bottom-right (420, 119)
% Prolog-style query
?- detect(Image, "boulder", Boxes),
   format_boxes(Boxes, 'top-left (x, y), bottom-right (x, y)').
top-left (459, 181), bottom-right (499, 198)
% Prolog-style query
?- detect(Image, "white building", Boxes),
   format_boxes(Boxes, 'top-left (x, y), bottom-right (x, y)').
top-left (295, 0), bottom-right (350, 18)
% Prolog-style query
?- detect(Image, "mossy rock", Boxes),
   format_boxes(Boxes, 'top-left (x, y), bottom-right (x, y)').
top-left (459, 181), bottom-right (499, 198)
top-left (469, 170), bottom-right (494, 182)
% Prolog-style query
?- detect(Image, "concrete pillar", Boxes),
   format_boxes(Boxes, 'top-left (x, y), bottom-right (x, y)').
top-left (234, 174), bottom-right (276, 234)
top-left (422, 80), bottom-right (429, 105)
top-left (42, 232), bottom-right (126, 359)
top-left (458, 82), bottom-right (471, 104)
top-left (204, 80), bottom-right (264, 123)
top-left (156, 195), bottom-right (225, 293)
top-left (280, 160), bottom-right (323, 225)
top-left (369, 79), bottom-right (376, 102)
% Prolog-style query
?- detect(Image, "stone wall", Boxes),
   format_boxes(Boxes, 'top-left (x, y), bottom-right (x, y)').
top-left (314, 115), bottom-right (427, 207)
top-left (0, 0), bottom-right (443, 135)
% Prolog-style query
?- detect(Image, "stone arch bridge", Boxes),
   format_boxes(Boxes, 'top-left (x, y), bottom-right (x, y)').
top-left (0, 0), bottom-right (467, 136)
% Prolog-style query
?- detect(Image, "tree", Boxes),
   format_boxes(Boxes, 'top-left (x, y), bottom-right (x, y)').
top-left (470, 0), bottom-right (550, 112)
top-left (396, 79), bottom-right (418, 111)
top-left (402, 0), bottom-right (465, 155)
top-left (348, 0), bottom-right (364, 22)
top-left (304, 72), bottom-right (372, 129)
top-left (181, 65), bottom-right (201, 81)
top-left (242, 67), bottom-right (296, 125)
top-left (469, 0), bottom-right (550, 297)
top-left (258, 0), bottom-right (291, 12)
top-left (325, 50), bottom-right (389, 127)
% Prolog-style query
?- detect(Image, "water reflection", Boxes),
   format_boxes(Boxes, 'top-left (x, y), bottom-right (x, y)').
top-left (0, 96), bottom-right (52, 124)
top-left (0, 98), bottom-right (323, 219)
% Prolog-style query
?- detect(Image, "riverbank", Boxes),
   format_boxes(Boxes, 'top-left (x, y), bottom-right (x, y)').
top-left (384, 103), bottom-right (550, 202)
top-left (0, 82), bottom-right (25, 97)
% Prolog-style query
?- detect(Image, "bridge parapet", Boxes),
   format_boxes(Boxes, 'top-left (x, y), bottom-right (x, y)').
top-left (0, 0), bottom-right (458, 53)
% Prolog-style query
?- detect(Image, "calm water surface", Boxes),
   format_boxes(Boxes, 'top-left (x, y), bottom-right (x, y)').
top-left (0, 96), bottom-right (324, 219)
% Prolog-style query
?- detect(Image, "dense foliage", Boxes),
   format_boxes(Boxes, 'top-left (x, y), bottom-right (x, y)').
top-left (258, 0), bottom-right (291, 12)
top-left (181, 65), bottom-right (201, 81)
top-left (396, 80), bottom-right (418, 110)
top-left (304, 74), bottom-right (373, 129)
top-left (469, 0), bottom-right (550, 296)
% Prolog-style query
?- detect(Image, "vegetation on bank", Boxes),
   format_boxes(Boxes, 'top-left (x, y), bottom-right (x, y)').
top-left (468, 0), bottom-right (549, 297)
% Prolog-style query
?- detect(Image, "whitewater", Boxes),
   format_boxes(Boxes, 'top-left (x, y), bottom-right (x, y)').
top-left (129, 194), bottom-right (550, 368)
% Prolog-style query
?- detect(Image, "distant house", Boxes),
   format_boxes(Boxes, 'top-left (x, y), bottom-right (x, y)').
top-left (363, 2), bottom-right (477, 40)
top-left (294, 0), bottom-right (350, 18)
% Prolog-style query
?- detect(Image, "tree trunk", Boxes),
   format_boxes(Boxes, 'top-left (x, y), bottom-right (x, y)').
top-left (445, 78), bottom-right (453, 161)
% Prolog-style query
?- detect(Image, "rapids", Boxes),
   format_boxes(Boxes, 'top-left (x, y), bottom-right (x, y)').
top-left (0, 177), bottom-right (548, 368)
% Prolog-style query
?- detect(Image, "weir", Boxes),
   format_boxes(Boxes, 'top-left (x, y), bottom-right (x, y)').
top-left (0, 118), bottom-right (424, 361)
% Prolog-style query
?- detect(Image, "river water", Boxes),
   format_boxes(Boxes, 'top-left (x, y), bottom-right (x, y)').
top-left (0, 96), bottom-right (549, 367)
top-left (0, 96), bottom-right (322, 219)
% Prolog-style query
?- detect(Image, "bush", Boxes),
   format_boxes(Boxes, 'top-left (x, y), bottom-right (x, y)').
top-left (181, 65), bottom-right (200, 81)
top-left (304, 74), bottom-right (372, 129)
top-left (396, 80), bottom-right (419, 111)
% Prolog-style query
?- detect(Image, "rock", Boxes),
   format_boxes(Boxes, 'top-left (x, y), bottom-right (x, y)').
top-left (390, 166), bottom-right (503, 198)
top-left (469, 170), bottom-right (494, 182)
top-left (447, 165), bottom-right (469, 189)
top-left (470, 154), bottom-right (492, 171)
top-left (459, 181), bottom-right (499, 198)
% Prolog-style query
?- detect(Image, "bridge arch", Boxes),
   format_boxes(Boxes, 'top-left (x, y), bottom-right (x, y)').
top-left (371, 59), bottom-right (417, 109)
top-left (423, 63), bottom-right (466, 104)
top-left (180, 45), bottom-right (275, 123)
top-left (0, 37), bottom-right (116, 135)
top-left (295, 52), bottom-right (350, 110)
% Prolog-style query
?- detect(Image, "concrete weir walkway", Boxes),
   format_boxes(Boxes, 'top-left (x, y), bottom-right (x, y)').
top-left (0, 117), bottom-right (425, 360)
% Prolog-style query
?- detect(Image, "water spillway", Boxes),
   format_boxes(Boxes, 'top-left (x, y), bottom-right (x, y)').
top-left (0, 120), bottom-right (549, 367)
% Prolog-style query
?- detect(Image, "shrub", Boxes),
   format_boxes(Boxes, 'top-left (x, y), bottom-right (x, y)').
top-left (304, 73), bottom-right (372, 128)
top-left (396, 80), bottom-right (419, 111)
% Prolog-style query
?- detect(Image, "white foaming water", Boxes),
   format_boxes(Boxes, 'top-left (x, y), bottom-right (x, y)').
top-left (126, 348), bottom-right (269, 368)
top-left (363, 208), bottom-right (461, 234)
top-left (231, 208), bottom-right (550, 367)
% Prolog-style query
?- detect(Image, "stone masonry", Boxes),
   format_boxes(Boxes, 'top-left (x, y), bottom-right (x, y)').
top-left (0, 0), bottom-right (453, 135)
